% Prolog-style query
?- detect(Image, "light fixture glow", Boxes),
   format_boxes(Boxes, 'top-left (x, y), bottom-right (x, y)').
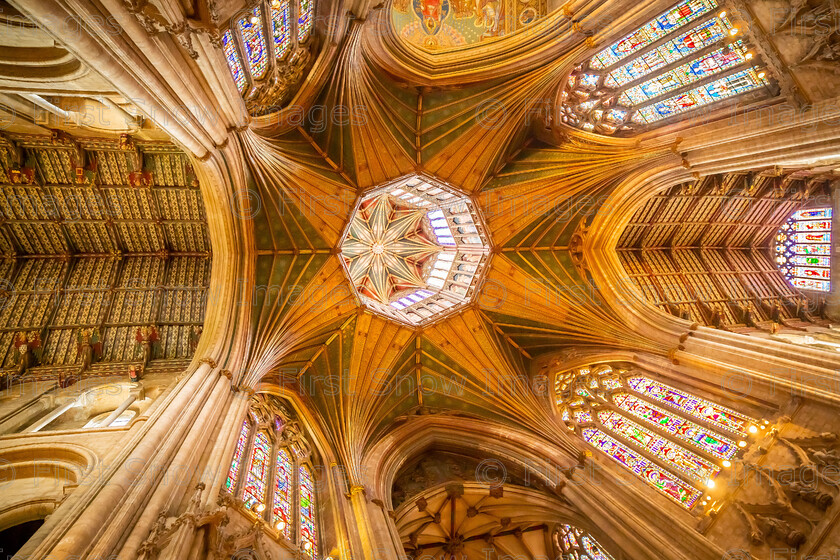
top-left (705, 479), bottom-right (716, 489)
top-left (738, 440), bottom-right (747, 448)
top-left (730, 27), bottom-right (739, 35)
top-left (250, 15), bottom-right (259, 24)
top-left (722, 460), bottom-right (731, 468)
top-left (749, 425), bottom-right (758, 434)
top-left (256, 503), bottom-right (266, 513)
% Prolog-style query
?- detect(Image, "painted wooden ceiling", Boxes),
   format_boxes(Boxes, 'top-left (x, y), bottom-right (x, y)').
top-left (0, 134), bottom-right (211, 373)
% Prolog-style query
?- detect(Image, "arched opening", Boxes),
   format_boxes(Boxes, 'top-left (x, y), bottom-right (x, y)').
top-left (0, 518), bottom-right (45, 556)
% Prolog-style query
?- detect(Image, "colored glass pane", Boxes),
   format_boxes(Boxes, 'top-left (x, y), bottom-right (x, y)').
top-left (225, 420), bottom-right (250, 492)
top-left (243, 431), bottom-right (271, 508)
top-left (793, 278), bottom-right (831, 291)
top-left (605, 15), bottom-right (732, 88)
top-left (272, 447), bottom-right (293, 537)
top-left (272, 0), bottom-right (291, 59)
top-left (591, 0), bottom-right (717, 69)
top-left (598, 410), bottom-right (720, 482)
top-left (792, 255), bottom-right (830, 267)
top-left (222, 30), bottom-right (247, 92)
top-left (557, 524), bottom-right (616, 560)
top-left (794, 208), bottom-right (831, 220)
top-left (626, 377), bottom-right (753, 436)
top-left (613, 393), bottom-right (738, 459)
top-left (583, 428), bottom-right (702, 508)
top-left (239, 7), bottom-right (269, 80)
top-left (619, 42), bottom-right (749, 106)
top-left (298, 0), bottom-right (314, 42)
top-left (632, 68), bottom-right (767, 124)
top-left (793, 220), bottom-right (832, 231)
top-left (300, 464), bottom-right (318, 558)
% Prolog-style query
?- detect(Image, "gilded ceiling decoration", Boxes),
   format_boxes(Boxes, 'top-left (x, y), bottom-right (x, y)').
top-left (339, 174), bottom-right (491, 326)
top-left (105, 0), bottom-right (825, 507)
top-left (390, 0), bottom-right (547, 50)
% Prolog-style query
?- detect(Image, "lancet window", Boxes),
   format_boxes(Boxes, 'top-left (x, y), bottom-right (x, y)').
top-left (556, 363), bottom-right (764, 510)
top-left (221, 0), bottom-right (317, 114)
top-left (775, 208), bottom-right (832, 293)
top-left (559, 0), bottom-right (775, 135)
top-left (224, 396), bottom-right (319, 556)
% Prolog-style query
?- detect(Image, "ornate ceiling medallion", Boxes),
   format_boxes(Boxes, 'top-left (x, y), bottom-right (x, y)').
top-left (339, 174), bottom-right (491, 327)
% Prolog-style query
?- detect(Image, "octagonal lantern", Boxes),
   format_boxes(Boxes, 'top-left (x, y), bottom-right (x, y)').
top-left (339, 174), bottom-right (492, 326)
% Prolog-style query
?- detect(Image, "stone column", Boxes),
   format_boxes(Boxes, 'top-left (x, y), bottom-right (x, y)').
top-left (21, 399), bottom-right (75, 433)
top-left (101, 394), bottom-right (138, 427)
top-left (27, 360), bottom-right (220, 558)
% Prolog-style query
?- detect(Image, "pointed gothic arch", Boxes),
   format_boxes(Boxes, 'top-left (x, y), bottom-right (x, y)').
top-left (223, 394), bottom-right (321, 557)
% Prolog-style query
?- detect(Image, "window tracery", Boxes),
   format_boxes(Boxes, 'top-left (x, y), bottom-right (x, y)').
top-left (224, 395), bottom-right (319, 556)
top-left (556, 363), bottom-right (761, 510)
top-left (220, 0), bottom-right (318, 115)
top-left (775, 208), bottom-right (832, 293)
top-left (559, 0), bottom-right (775, 135)
top-left (555, 524), bottom-right (616, 560)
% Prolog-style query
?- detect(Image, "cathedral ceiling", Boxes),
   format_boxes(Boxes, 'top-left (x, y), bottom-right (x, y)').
top-left (8, 0), bottom-right (836, 490)
top-left (234, 4), bottom-right (715, 480)
top-left (0, 132), bottom-right (211, 375)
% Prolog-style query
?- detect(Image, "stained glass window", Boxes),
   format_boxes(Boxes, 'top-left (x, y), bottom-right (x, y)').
top-left (220, 1), bottom-right (317, 107)
top-left (598, 410), bottom-right (720, 483)
top-left (561, 0), bottom-right (774, 135)
top-left (225, 397), bottom-right (319, 556)
top-left (225, 420), bottom-right (250, 492)
top-left (775, 208), bottom-right (832, 292)
top-left (299, 464), bottom-right (318, 559)
top-left (272, 0), bottom-right (291, 59)
top-left (556, 524), bottom-right (616, 560)
top-left (583, 428), bottom-right (703, 508)
top-left (239, 7), bottom-right (269, 80)
top-left (626, 376), bottom-right (753, 436)
top-left (605, 16), bottom-right (733, 88)
top-left (619, 42), bottom-right (749, 107)
top-left (613, 393), bottom-right (738, 460)
top-left (272, 447), bottom-right (294, 537)
top-left (632, 68), bottom-right (768, 124)
top-left (590, 0), bottom-right (717, 69)
top-left (222, 30), bottom-right (247, 93)
top-left (298, 0), bottom-right (314, 42)
top-left (243, 431), bottom-right (271, 508)
top-left (557, 364), bottom-right (758, 510)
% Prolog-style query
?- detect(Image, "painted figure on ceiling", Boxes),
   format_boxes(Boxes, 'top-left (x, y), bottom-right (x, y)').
top-left (77, 328), bottom-right (102, 372)
top-left (475, 0), bottom-right (503, 38)
top-left (413, 0), bottom-right (451, 35)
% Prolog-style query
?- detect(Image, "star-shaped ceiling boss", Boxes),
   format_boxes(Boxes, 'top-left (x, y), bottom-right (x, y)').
top-left (340, 174), bottom-right (491, 326)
